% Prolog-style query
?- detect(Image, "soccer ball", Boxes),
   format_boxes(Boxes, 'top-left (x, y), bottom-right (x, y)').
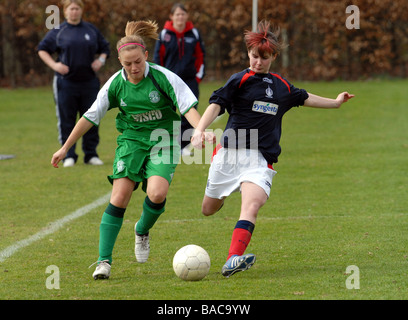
top-left (173, 244), bottom-right (211, 281)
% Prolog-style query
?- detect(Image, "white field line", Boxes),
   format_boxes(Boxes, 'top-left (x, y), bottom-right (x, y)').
top-left (0, 192), bottom-right (111, 263)
top-left (1, 188), bottom-right (404, 263)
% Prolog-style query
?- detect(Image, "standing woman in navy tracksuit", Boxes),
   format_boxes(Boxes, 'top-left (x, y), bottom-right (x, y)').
top-left (154, 3), bottom-right (205, 155)
top-left (38, 0), bottom-right (110, 167)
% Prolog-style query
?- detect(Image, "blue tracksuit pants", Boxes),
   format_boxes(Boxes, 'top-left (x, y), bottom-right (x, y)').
top-left (53, 76), bottom-right (100, 163)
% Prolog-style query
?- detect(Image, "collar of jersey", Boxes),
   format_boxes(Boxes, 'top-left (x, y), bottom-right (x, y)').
top-left (121, 62), bottom-right (150, 82)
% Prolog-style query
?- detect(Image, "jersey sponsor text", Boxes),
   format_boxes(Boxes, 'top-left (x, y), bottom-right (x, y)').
top-left (131, 110), bottom-right (163, 122)
top-left (252, 101), bottom-right (278, 115)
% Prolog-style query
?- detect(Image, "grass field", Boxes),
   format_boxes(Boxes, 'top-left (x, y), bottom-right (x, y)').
top-left (0, 79), bottom-right (407, 302)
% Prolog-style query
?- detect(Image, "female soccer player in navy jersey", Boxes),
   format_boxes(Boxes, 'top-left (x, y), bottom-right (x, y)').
top-left (191, 20), bottom-right (354, 277)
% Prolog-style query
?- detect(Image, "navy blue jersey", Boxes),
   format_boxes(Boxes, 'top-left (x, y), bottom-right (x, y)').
top-left (37, 20), bottom-right (110, 82)
top-left (209, 69), bottom-right (309, 164)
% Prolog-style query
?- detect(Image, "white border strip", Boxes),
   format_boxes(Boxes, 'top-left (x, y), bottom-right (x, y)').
top-left (0, 192), bottom-right (111, 263)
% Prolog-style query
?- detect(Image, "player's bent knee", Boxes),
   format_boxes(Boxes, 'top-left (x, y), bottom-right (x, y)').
top-left (147, 192), bottom-right (167, 204)
top-left (110, 193), bottom-right (131, 209)
top-left (202, 208), bottom-right (215, 216)
top-left (201, 204), bottom-right (211, 216)
top-left (201, 200), bottom-right (223, 216)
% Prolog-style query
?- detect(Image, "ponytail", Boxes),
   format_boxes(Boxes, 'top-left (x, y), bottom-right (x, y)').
top-left (117, 20), bottom-right (159, 53)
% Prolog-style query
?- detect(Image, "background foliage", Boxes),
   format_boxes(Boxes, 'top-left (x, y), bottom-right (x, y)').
top-left (1, 0), bottom-right (407, 87)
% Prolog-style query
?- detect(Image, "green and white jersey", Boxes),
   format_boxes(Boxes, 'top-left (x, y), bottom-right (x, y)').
top-left (83, 62), bottom-right (198, 138)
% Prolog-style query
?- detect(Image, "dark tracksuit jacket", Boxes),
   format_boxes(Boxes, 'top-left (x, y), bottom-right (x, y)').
top-left (37, 20), bottom-right (110, 162)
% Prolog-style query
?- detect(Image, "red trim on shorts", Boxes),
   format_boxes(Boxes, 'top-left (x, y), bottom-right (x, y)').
top-left (212, 143), bottom-right (223, 162)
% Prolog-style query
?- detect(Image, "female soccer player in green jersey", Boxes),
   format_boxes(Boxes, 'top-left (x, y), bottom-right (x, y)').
top-left (51, 20), bottom-right (214, 280)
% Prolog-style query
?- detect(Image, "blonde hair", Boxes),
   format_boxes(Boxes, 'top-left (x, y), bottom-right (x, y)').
top-left (61, 0), bottom-right (84, 11)
top-left (116, 21), bottom-right (159, 53)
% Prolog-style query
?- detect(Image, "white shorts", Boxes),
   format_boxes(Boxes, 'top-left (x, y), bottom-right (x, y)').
top-left (205, 146), bottom-right (277, 199)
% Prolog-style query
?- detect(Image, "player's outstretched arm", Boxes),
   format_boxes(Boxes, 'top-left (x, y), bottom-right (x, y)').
top-left (191, 103), bottom-right (221, 149)
top-left (51, 117), bottom-right (94, 168)
top-left (304, 92), bottom-right (354, 109)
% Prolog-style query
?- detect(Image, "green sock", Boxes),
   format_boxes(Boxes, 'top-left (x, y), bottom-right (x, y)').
top-left (136, 196), bottom-right (166, 235)
top-left (98, 203), bottom-right (125, 264)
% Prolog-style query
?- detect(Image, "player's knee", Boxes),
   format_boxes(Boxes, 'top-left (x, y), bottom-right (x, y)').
top-left (150, 194), bottom-right (167, 204)
top-left (110, 193), bottom-right (131, 208)
top-left (201, 202), bottom-right (212, 216)
top-left (201, 207), bottom-right (215, 216)
top-left (147, 190), bottom-right (167, 204)
top-left (201, 201), bottom-right (223, 216)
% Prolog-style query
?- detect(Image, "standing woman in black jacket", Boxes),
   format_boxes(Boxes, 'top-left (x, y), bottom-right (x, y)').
top-left (38, 0), bottom-right (110, 167)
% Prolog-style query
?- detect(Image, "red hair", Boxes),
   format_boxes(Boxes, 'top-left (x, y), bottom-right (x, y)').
top-left (244, 20), bottom-right (284, 58)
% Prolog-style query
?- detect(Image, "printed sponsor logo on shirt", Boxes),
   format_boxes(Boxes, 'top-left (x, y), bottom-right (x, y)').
top-left (131, 110), bottom-right (163, 122)
top-left (252, 101), bottom-right (279, 115)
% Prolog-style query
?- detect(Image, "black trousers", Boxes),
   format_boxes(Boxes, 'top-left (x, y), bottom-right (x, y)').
top-left (53, 76), bottom-right (100, 163)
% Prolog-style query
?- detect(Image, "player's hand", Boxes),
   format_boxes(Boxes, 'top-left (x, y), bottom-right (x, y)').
top-left (203, 131), bottom-right (216, 145)
top-left (192, 130), bottom-right (216, 149)
top-left (91, 59), bottom-right (103, 72)
top-left (191, 129), bottom-right (204, 149)
top-left (51, 149), bottom-right (67, 168)
top-left (54, 62), bottom-right (69, 75)
top-left (336, 92), bottom-right (355, 106)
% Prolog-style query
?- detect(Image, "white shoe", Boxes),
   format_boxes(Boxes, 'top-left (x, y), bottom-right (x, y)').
top-left (181, 147), bottom-right (193, 156)
top-left (86, 157), bottom-right (103, 165)
top-left (91, 260), bottom-right (111, 280)
top-left (135, 222), bottom-right (150, 263)
top-left (63, 157), bottom-right (75, 167)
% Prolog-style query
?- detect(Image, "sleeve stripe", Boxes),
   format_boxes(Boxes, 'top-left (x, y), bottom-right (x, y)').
top-left (270, 73), bottom-right (291, 93)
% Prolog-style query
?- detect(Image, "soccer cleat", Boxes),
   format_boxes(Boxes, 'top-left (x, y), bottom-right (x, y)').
top-left (63, 157), bottom-right (75, 167)
top-left (181, 147), bottom-right (193, 156)
top-left (135, 222), bottom-right (150, 263)
top-left (86, 156), bottom-right (104, 165)
top-left (221, 254), bottom-right (256, 278)
top-left (91, 260), bottom-right (111, 280)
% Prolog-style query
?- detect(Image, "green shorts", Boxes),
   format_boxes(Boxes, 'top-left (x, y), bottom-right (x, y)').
top-left (108, 133), bottom-right (180, 191)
